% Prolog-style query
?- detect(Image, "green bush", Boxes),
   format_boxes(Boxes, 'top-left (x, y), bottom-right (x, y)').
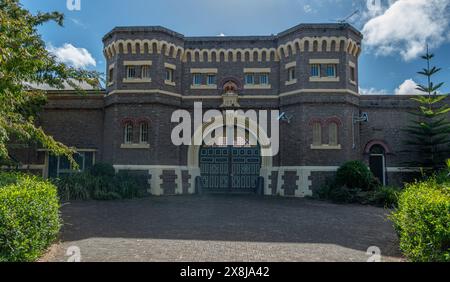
top-left (89, 163), bottom-right (116, 178)
top-left (54, 167), bottom-right (147, 201)
top-left (390, 178), bottom-right (450, 262)
top-left (370, 186), bottom-right (401, 208)
top-left (336, 161), bottom-right (376, 191)
top-left (0, 172), bottom-right (61, 262)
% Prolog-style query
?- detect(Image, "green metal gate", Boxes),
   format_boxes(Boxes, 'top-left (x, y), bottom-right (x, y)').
top-left (199, 146), bottom-right (261, 193)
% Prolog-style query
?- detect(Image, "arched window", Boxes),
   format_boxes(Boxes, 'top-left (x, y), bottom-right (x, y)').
top-left (328, 122), bottom-right (338, 146)
top-left (312, 122), bottom-right (322, 146)
top-left (139, 122), bottom-right (149, 144)
top-left (124, 122), bottom-right (133, 144)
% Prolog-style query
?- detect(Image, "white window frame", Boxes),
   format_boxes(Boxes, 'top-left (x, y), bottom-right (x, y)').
top-left (141, 65), bottom-right (151, 79)
top-left (124, 123), bottom-right (133, 144)
top-left (139, 122), bottom-right (149, 144)
top-left (127, 66), bottom-right (137, 79)
top-left (245, 73), bottom-right (255, 85)
top-left (259, 73), bottom-right (269, 85)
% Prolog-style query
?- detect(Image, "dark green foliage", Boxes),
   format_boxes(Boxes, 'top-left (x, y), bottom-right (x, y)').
top-left (0, 172), bottom-right (61, 262)
top-left (370, 186), bottom-right (401, 208)
top-left (403, 50), bottom-right (450, 170)
top-left (390, 177), bottom-right (450, 262)
top-left (54, 166), bottom-right (148, 201)
top-left (89, 163), bottom-right (116, 178)
top-left (335, 161), bottom-right (376, 191)
top-left (0, 0), bottom-right (101, 167)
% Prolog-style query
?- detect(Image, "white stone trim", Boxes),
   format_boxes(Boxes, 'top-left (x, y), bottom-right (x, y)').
top-left (285, 79), bottom-right (297, 86)
top-left (244, 84), bottom-right (272, 90)
top-left (310, 144), bottom-right (342, 150)
top-left (190, 68), bottom-right (218, 74)
top-left (244, 68), bottom-right (271, 73)
top-left (349, 61), bottom-right (356, 68)
top-left (285, 61), bottom-right (297, 69)
top-left (107, 89), bottom-right (182, 98)
top-left (190, 84), bottom-right (217, 90)
top-left (309, 58), bottom-right (340, 64)
top-left (279, 88), bottom-right (358, 96)
top-left (123, 60), bottom-right (152, 66)
top-left (309, 76), bottom-right (340, 82)
top-left (120, 143), bottom-right (150, 149)
top-left (164, 80), bottom-right (176, 86)
top-left (104, 37), bottom-right (362, 62)
top-left (164, 62), bottom-right (176, 70)
top-left (122, 78), bottom-right (152, 84)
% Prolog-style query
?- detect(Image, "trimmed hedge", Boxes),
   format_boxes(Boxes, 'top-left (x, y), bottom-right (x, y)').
top-left (391, 178), bottom-right (450, 262)
top-left (0, 173), bottom-right (61, 262)
top-left (54, 163), bottom-right (148, 201)
top-left (335, 160), bottom-right (378, 191)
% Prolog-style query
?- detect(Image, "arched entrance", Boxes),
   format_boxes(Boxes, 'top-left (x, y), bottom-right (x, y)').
top-left (188, 115), bottom-right (273, 194)
top-left (199, 139), bottom-right (261, 193)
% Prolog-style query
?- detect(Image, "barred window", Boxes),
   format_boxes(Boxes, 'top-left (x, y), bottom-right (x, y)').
top-left (207, 74), bottom-right (216, 85)
top-left (328, 122), bottom-right (338, 146)
top-left (245, 74), bottom-right (254, 85)
top-left (193, 73), bottom-right (202, 85)
top-left (127, 66), bottom-right (137, 79)
top-left (124, 122), bottom-right (133, 144)
top-left (326, 64), bottom-right (337, 77)
top-left (259, 73), bottom-right (269, 85)
top-left (141, 65), bottom-right (150, 78)
top-left (310, 64), bottom-right (320, 77)
top-left (312, 122), bottom-right (322, 146)
top-left (139, 122), bottom-right (149, 144)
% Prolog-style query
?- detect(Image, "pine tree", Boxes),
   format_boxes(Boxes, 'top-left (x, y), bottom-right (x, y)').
top-left (404, 47), bottom-right (450, 170)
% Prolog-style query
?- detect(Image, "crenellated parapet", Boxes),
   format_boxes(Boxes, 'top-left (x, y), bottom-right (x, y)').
top-left (103, 24), bottom-right (362, 62)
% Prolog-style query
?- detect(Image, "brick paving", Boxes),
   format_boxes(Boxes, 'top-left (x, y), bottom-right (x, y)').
top-left (44, 195), bottom-right (403, 262)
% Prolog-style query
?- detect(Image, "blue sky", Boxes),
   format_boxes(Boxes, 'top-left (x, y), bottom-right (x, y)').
top-left (20, 0), bottom-right (450, 94)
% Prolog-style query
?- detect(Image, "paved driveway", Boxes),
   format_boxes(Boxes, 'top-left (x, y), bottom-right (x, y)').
top-left (43, 195), bottom-right (403, 262)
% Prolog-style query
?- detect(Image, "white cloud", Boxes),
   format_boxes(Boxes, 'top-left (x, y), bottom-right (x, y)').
top-left (217, 33), bottom-right (226, 37)
top-left (47, 43), bottom-right (96, 68)
top-left (362, 0), bottom-right (450, 61)
top-left (303, 4), bottom-right (313, 13)
top-left (359, 87), bottom-right (389, 95)
top-left (394, 79), bottom-right (423, 95)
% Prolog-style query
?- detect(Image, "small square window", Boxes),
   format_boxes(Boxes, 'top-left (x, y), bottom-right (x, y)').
top-left (310, 64), bottom-right (320, 77)
top-left (326, 64), bottom-right (337, 77)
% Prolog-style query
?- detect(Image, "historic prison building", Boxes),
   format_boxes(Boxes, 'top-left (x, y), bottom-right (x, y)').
top-left (9, 23), bottom-right (448, 197)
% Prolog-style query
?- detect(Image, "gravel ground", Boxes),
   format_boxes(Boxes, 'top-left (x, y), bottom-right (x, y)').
top-left (43, 195), bottom-right (403, 262)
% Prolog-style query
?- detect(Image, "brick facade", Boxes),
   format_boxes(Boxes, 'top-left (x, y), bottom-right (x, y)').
top-left (7, 23), bottom-right (450, 197)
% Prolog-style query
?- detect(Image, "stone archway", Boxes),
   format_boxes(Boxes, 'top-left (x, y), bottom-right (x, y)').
top-left (187, 114), bottom-right (273, 194)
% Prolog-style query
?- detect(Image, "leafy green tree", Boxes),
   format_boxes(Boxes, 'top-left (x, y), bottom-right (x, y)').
top-left (0, 0), bottom-right (101, 165)
top-left (404, 48), bottom-right (450, 170)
